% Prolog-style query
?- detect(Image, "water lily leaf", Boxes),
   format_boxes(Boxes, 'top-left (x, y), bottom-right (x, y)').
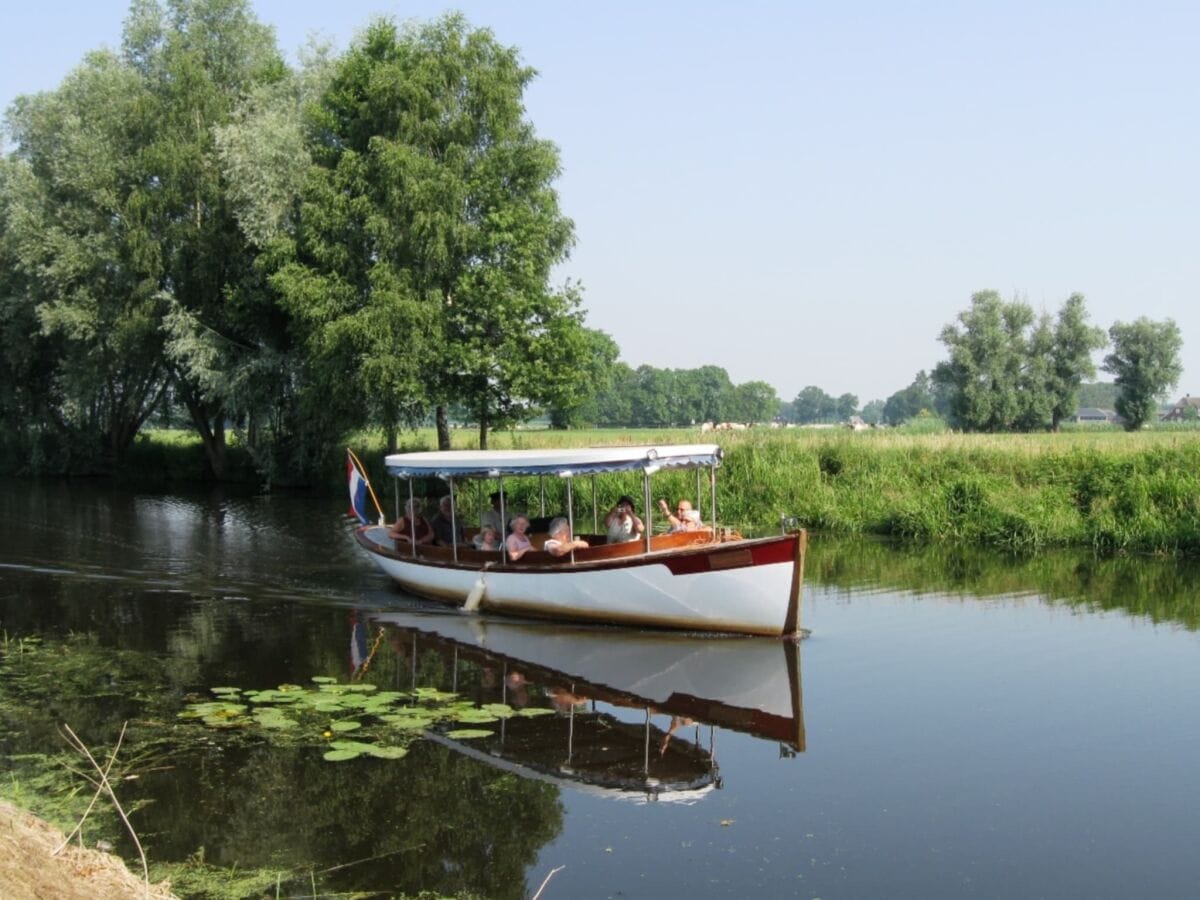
top-left (203, 715), bottom-right (247, 729)
top-left (516, 707), bottom-right (557, 717)
top-left (311, 676), bottom-right (338, 684)
top-left (329, 720), bottom-right (362, 732)
top-left (276, 683), bottom-right (304, 692)
top-left (366, 746), bottom-right (409, 760)
top-left (444, 728), bottom-right (494, 740)
top-left (413, 687), bottom-right (458, 702)
top-left (330, 740), bottom-right (376, 753)
top-left (210, 686), bottom-right (241, 695)
top-left (381, 716), bottom-right (433, 731)
top-left (323, 749), bottom-right (360, 761)
top-left (253, 711), bottom-right (297, 729)
top-left (313, 702), bottom-right (345, 713)
top-left (454, 712), bottom-right (499, 724)
top-left (344, 683), bottom-right (378, 692)
top-left (372, 691), bottom-right (405, 703)
top-left (480, 703), bottom-right (515, 718)
top-left (318, 684), bottom-right (348, 694)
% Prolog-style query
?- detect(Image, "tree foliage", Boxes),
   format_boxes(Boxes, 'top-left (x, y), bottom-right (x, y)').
top-left (1103, 318), bottom-right (1183, 430)
top-left (933, 291), bottom-right (1108, 432)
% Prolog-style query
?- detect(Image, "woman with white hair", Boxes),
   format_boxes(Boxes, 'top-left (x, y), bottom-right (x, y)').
top-left (506, 513), bottom-right (533, 561)
top-left (543, 517), bottom-right (589, 558)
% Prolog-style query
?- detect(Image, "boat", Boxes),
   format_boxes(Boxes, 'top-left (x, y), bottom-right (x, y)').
top-left (350, 444), bottom-right (807, 636)
top-left (359, 608), bottom-right (805, 802)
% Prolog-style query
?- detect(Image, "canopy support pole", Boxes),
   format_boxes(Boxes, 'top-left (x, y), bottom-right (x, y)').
top-left (498, 477), bottom-right (507, 565)
top-left (408, 479), bottom-right (417, 557)
top-left (643, 471), bottom-right (653, 554)
top-left (565, 477), bottom-right (576, 564)
top-left (448, 478), bottom-right (459, 563)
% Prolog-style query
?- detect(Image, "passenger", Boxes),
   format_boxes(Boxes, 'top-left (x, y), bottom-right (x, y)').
top-left (481, 491), bottom-right (504, 534)
top-left (657, 498), bottom-right (702, 532)
top-left (604, 495), bottom-right (644, 543)
top-left (388, 498), bottom-right (434, 546)
top-left (543, 517), bottom-right (589, 557)
top-left (430, 495), bottom-right (464, 546)
top-left (473, 524), bottom-right (501, 551)
top-left (506, 513), bottom-right (533, 561)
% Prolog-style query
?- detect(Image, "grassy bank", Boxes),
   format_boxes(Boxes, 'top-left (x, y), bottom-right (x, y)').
top-left (133, 426), bottom-right (1200, 556)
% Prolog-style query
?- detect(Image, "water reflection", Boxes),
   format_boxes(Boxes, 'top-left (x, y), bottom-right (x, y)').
top-left (368, 611), bottom-right (806, 804)
top-left (809, 536), bottom-right (1200, 629)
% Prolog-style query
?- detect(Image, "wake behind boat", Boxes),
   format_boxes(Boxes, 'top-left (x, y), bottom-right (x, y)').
top-left (350, 444), bottom-right (807, 636)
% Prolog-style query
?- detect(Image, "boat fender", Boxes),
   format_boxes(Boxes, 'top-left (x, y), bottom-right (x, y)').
top-left (463, 563), bottom-right (492, 613)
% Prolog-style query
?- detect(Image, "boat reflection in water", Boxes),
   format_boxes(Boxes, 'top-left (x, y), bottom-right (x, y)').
top-left (364, 610), bottom-right (805, 803)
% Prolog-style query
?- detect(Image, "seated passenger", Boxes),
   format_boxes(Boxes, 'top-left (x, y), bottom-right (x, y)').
top-left (543, 517), bottom-right (589, 557)
top-left (473, 524), bottom-right (501, 551)
top-left (657, 498), bottom-right (702, 532)
top-left (506, 514), bottom-right (533, 561)
top-left (604, 495), bottom-right (644, 543)
top-left (430, 495), bottom-right (464, 546)
top-left (481, 491), bottom-right (504, 534)
top-left (388, 498), bottom-right (434, 545)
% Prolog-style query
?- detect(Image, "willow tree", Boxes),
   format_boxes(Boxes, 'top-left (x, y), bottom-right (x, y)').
top-left (1103, 317), bottom-right (1183, 430)
top-left (3, 52), bottom-right (168, 469)
top-left (273, 14), bottom-right (585, 451)
top-left (123, 0), bottom-right (285, 478)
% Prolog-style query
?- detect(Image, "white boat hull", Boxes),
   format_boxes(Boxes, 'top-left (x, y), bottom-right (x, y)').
top-left (356, 525), bottom-right (804, 636)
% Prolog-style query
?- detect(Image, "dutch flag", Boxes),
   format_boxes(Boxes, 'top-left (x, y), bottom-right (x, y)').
top-left (347, 450), bottom-right (375, 525)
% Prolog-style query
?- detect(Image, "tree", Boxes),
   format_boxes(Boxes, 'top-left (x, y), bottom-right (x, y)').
top-left (1103, 318), bottom-right (1183, 430)
top-left (860, 399), bottom-right (885, 425)
top-left (788, 386), bottom-right (836, 424)
top-left (730, 381), bottom-right (780, 424)
top-left (548, 327), bottom-right (620, 428)
top-left (3, 50), bottom-right (169, 469)
top-left (933, 291), bottom-right (1107, 432)
top-left (125, 0), bottom-right (286, 478)
top-left (933, 291), bottom-right (1037, 431)
top-left (835, 393), bottom-right (859, 421)
top-left (1047, 293), bottom-right (1107, 430)
top-left (279, 15), bottom-right (586, 451)
top-left (882, 371), bottom-right (938, 425)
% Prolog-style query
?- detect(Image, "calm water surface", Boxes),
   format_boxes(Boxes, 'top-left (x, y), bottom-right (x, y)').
top-left (2, 480), bottom-right (1199, 898)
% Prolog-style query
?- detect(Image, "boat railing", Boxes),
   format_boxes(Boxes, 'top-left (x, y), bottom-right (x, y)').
top-left (371, 527), bottom-right (725, 567)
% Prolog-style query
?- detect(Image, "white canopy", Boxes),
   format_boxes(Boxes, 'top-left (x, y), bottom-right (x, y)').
top-left (384, 444), bottom-right (722, 479)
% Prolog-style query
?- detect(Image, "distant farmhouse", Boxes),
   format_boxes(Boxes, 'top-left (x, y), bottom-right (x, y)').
top-left (1073, 407), bottom-right (1121, 425)
top-left (1160, 395), bottom-right (1200, 422)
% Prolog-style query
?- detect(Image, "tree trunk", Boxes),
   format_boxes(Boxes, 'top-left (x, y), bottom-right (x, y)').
top-left (436, 405), bottom-right (451, 451)
top-left (478, 403), bottom-right (489, 450)
top-left (385, 424), bottom-right (398, 453)
top-left (184, 397), bottom-right (227, 480)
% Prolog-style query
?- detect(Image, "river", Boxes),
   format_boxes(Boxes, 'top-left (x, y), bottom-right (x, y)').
top-left (1, 479), bottom-right (1199, 898)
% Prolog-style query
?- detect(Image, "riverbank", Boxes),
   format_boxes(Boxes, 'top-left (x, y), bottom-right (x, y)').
top-left (22, 425), bottom-right (1200, 556)
top-left (0, 800), bottom-right (177, 900)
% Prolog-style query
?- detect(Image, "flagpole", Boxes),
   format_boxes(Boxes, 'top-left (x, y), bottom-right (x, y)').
top-left (346, 448), bottom-right (385, 522)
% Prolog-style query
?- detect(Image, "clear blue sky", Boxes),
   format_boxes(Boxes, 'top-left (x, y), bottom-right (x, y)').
top-left (4, 1), bottom-right (1198, 405)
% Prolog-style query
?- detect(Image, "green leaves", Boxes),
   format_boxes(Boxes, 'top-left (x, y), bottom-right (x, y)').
top-left (181, 676), bottom-right (521, 762)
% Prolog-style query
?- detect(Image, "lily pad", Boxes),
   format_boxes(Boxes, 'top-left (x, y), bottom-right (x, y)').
top-left (444, 728), bottom-right (494, 740)
top-left (516, 707), bottom-right (557, 717)
top-left (311, 676), bottom-right (338, 684)
top-left (382, 716), bottom-right (433, 731)
top-left (329, 720), bottom-right (363, 732)
top-left (323, 748), bottom-right (361, 762)
top-left (366, 745), bottom-right (409, 760)
top-left (480, 703), bottom-right (516, 718)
